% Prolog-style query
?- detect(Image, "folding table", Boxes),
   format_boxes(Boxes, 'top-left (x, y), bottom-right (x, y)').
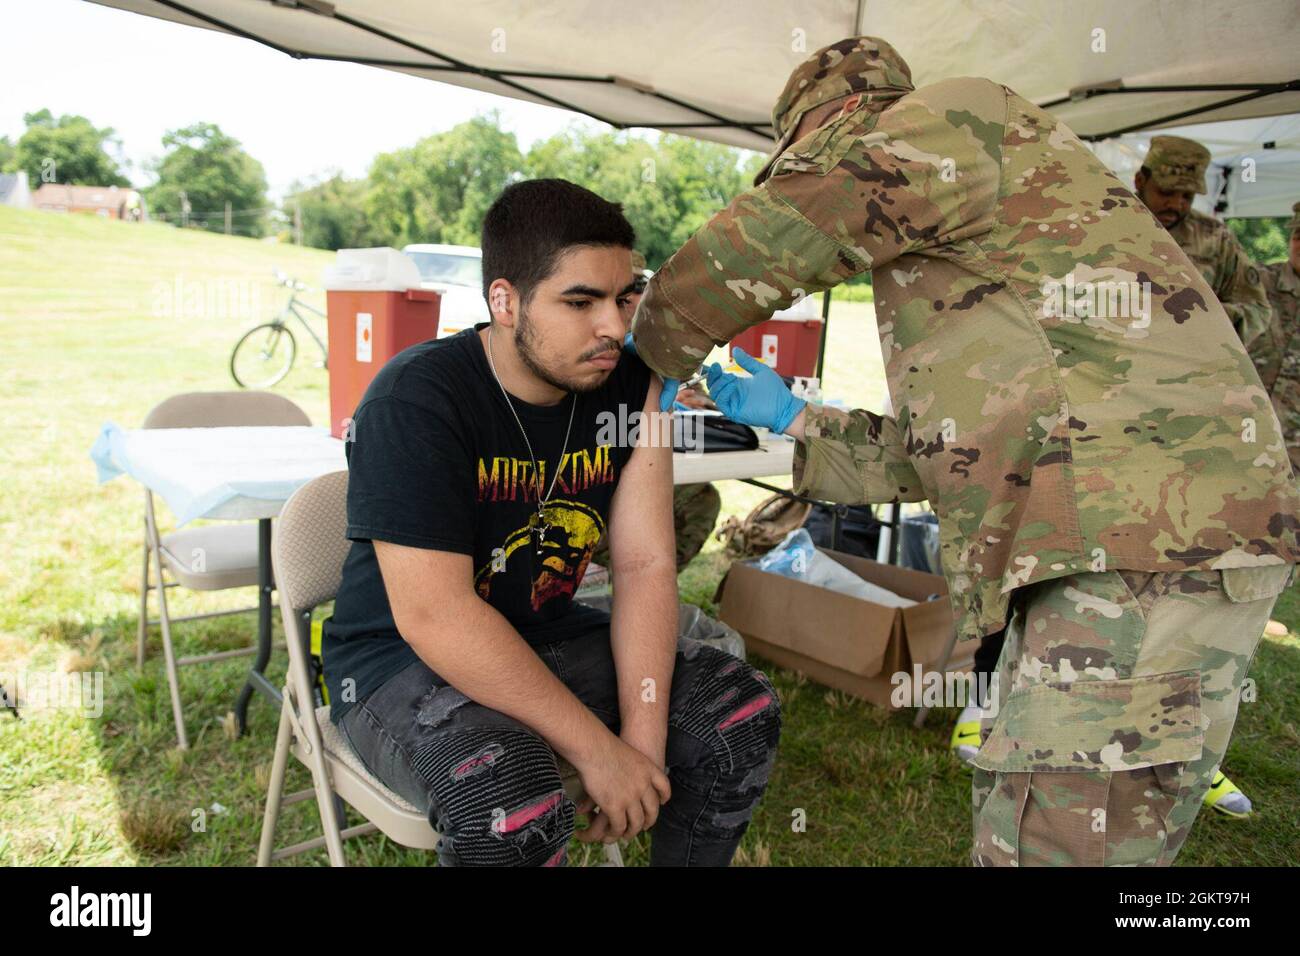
top-left (92, 423), bottom-right (347, 742)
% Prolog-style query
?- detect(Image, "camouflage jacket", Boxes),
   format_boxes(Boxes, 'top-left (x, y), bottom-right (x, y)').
top-left (632, 77), bottom-right (1300, 639)
top-left (1261, 260), bottom-right (1300, 463)
top-left (1167, 209), bottom-right (1277, 381)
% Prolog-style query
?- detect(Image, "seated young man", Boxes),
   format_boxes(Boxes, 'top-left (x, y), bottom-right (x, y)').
top-left (322, 179), bottom-right (781, 866)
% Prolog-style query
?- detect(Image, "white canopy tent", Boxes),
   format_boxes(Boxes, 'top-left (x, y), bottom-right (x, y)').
top-left (89, 1), bottom-right (1298, 159)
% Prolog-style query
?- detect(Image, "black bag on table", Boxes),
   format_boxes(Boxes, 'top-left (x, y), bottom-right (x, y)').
top-left (672, 415), bottom-right (759, 454)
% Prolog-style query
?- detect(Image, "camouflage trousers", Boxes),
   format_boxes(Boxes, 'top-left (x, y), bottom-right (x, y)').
top-left (970, 564), bottom-right (1292, 866)
top-left (592, 482), bottom-right (722, 574)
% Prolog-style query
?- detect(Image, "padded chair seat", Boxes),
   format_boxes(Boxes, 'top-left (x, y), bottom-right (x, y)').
top-left (315, 706), bottom-right (421, 813)
top-left (160, 523), bottom-right (261, 591)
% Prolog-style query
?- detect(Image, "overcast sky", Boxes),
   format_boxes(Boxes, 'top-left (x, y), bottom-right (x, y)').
top-left (0, 0), bottom-right (617, 199)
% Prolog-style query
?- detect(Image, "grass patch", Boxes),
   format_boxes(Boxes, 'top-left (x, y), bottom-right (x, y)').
top-left (2, 204), bottom-right (1297, 866)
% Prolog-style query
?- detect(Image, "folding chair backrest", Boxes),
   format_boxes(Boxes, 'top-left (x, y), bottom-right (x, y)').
top-left (143, 391), bottom-right (311, 429)
top-left (271, 471), bottom-right (351, 679)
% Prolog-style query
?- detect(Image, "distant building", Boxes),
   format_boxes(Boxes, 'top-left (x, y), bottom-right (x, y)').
top-left (31, 183), bottom-right (147, 221)
top-left (0, 171), bottom-right (32, 209)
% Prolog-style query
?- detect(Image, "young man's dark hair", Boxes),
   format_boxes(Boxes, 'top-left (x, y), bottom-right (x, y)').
top-left (480, 178), bottom-right (636, 308)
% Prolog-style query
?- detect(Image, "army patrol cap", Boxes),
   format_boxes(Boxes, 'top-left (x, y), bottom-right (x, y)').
top-left (1142, 135), bottom-right (1211, 194)
top-left (754, 36), bottom-right (914, 186)
top-left (1287, 200), bottom-right (1300, 235)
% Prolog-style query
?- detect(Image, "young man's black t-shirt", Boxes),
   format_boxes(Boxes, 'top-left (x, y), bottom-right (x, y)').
top-left (322, 322), bottom-right (652, 722)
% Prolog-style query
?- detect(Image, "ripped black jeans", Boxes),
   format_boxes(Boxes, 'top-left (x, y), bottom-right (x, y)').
top-left (337, 626), bottom-right (782, 866)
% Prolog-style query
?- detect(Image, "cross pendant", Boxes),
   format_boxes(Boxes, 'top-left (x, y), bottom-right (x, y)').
top-left (531, 513), bottom-right (550, 555)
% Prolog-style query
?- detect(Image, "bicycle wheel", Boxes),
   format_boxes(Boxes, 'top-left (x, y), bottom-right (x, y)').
top-left (230, 322), bottom-right (297, 388)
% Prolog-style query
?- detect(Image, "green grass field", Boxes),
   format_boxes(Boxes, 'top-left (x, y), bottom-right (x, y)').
top-left (1, 204), bottom-right (1297, 866)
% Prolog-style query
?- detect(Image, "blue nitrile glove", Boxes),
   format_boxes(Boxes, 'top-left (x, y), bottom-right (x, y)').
top-left (705, 346), bottom-right (806, 434)
top-left (623, 331), bottom-right (681, 412)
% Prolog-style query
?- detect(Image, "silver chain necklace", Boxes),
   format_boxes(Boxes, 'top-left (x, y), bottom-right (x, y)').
top-left (486, 323), bottom-right (576, 555)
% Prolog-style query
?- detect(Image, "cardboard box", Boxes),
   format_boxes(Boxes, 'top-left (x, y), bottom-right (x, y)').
top-left (717, 547), bottom-right (979, 710)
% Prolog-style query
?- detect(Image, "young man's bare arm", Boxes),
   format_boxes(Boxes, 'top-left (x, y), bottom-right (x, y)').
top-left (605, 375), bottom-right (678, 768)
top-left (372, 541), bottom-right (670, 841)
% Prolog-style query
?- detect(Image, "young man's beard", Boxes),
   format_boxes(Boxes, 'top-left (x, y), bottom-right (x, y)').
top-left (514, 303), bottom-right (614, 396)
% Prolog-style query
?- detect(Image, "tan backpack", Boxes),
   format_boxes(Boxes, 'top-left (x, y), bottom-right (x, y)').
top-left (716, 493), bottom-right (813, 558)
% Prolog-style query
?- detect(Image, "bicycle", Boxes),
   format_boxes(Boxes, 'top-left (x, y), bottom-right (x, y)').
top-left (230, 270), bottom-right (329, 388)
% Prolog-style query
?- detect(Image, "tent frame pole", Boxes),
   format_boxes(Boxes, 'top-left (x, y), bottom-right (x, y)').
top-left (815, 289), bottom-right (832, 383)
top-left (1044, 79), bottom-right (1300, 141)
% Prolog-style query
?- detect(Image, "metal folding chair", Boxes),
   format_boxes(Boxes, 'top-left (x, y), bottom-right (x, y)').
top-left (138, 390), bottom-right (310, 749)
top-left (257, 470), bottom-right (623, 866)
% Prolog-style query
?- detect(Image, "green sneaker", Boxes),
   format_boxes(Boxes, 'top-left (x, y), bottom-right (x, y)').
top-left (950, 705), bottom-right (982, 764)
top-left (1203, 770), bottom-right (1253, 818)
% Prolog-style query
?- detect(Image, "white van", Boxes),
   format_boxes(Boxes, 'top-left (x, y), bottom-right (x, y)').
top-left (401, 243), bottom-right (487, 339)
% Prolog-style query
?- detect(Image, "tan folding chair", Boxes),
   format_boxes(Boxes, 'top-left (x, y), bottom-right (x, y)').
top-left (138, 390), bottom-right (311, 749)
top-left (257, 470), bottom-right (623, 867)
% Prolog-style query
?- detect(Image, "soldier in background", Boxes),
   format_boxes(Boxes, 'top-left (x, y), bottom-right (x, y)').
top-left (1135, 135), bottom-right (1277, 383)
top-left (630, 36), bottom-right (1299, 865)
top-left (1260, 201), bottom-right (1300, 473)
top-left (592, 250), bottom-right (722, 574)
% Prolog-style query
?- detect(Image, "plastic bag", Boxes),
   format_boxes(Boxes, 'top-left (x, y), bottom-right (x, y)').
top-left (757, 527), bottom-right (818, 575)
top-left (574, 594), bottom-right (747, 660)
top-left (676, 602), bottom-right (747, 661)
top-left (756, 529), bottom-right (917, 608)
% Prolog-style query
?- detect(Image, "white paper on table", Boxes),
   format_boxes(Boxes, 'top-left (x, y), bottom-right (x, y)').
top-left (91, 423), bottom-right (347, 524)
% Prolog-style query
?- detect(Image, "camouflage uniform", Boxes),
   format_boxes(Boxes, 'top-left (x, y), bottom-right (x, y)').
top-left (591, 482), bottom-right (721, 573)
top-left (1260, 202), bottom-right (1300, 472)
top-left (1141, 136), bottom-right (1277, 379)
top-left (973, 563), bottom-right (1289, 865)
top-left (631, 37), bottom-right (1300, 866)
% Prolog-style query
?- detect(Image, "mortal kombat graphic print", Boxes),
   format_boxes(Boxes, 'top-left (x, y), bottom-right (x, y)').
top-left (323, 323), bottom-right (652, 720)
top-left (472, 450), bottom-right (615, 612)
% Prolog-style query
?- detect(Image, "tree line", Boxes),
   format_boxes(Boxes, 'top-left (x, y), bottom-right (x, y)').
top-left (284, 112), bottom-right (768, 267)
top-left (0, 108), bottom-right (766, 267)
top-left (1, 108), bottom-right (1288, 266)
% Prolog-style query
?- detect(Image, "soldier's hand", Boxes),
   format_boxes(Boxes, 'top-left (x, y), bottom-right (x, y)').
top-left (705, 346), bottom-right (806, 434)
